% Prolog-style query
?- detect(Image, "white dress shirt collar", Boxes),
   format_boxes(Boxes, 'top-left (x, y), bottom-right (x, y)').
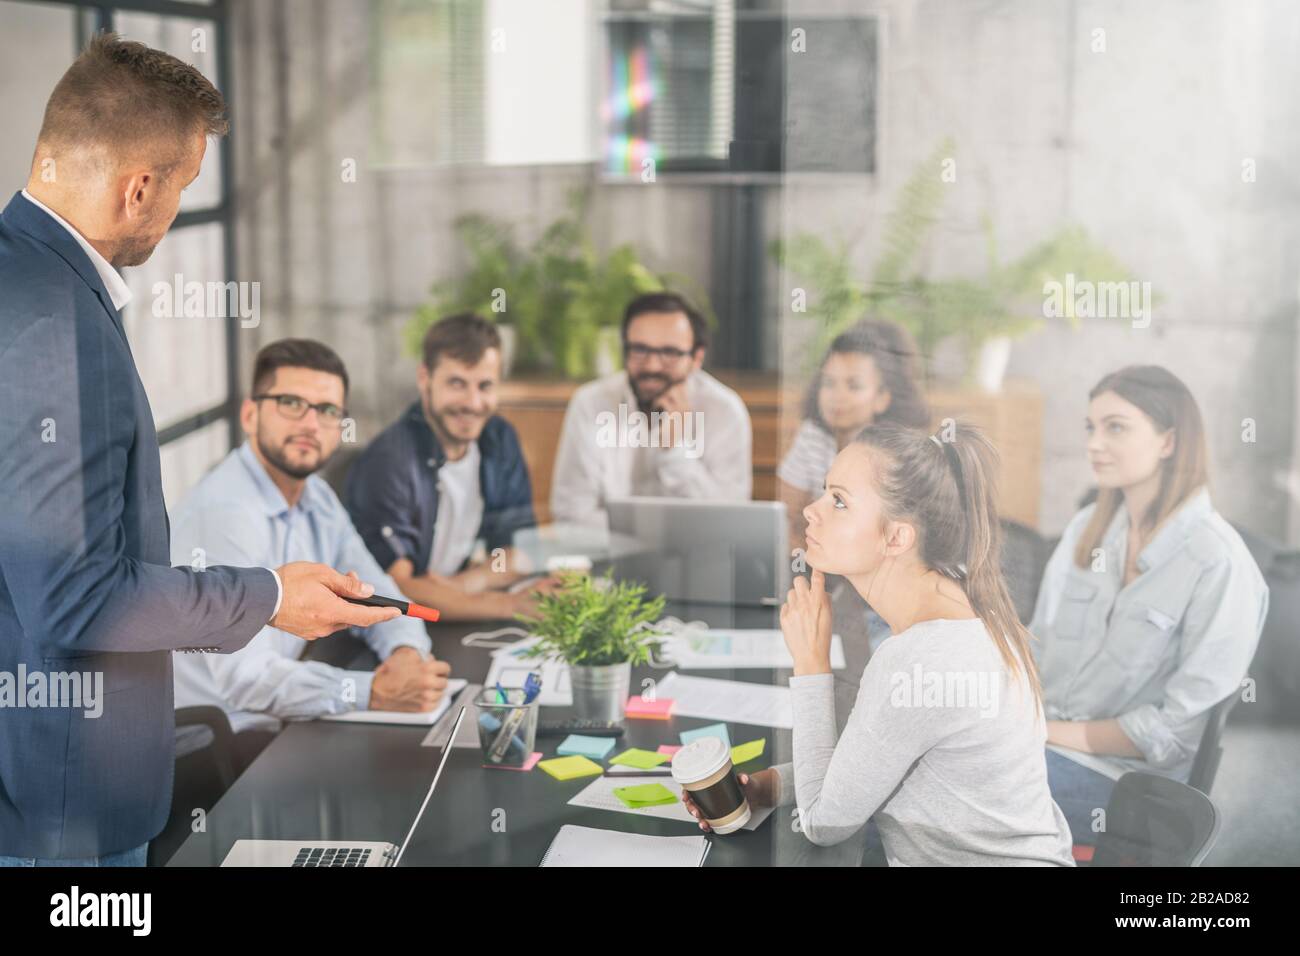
top-left (21, 188), bottom-right (133, 312)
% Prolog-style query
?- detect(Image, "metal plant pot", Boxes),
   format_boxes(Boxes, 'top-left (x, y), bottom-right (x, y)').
top-left (568, 661), bottom-right (631, 723)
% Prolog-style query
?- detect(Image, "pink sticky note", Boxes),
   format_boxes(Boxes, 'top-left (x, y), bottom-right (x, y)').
top-left (657, 745), bottom-right (682, 758)
top-left (625, 696), bottom-right (675, 719)
top-left (483, 751), bottom-right (542, 772)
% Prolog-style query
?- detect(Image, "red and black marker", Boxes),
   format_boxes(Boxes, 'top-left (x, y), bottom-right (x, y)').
top-left (345, 594), bottom-right (441, 623)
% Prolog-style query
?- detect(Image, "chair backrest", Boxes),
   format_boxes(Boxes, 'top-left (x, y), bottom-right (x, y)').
top-left (174, 705), bottom-right (238, 790)
top-left (1250, 547), bottom-right (1300, 713)
top-left (999, 519), bottom-right (1048, 624)
top-left (320, 445), bottom-right (362, 500)
top-left (1092, 772), bottom-right (1220, 867)
top-left (1186, 693), bottom-right (1237, 795)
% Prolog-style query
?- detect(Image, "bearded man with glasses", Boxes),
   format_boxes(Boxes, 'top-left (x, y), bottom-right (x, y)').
top-left (168, 339), bottom-right (450, 780)
top-left (550, 291), bottom-right (753, 527)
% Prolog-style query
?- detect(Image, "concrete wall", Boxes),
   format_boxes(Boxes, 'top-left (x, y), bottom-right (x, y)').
top-left (776, 0), bottom-right (1300, 538)
top-left (0, 2), bottom-right (77, 189)
top-left (226, 0), bottom-right (717, 444)
top-left (227, 0), bottom-right (1300, 540)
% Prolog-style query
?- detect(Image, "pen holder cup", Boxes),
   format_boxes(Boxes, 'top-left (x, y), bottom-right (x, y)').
top-left (474, 690), bottom-right (539, 769)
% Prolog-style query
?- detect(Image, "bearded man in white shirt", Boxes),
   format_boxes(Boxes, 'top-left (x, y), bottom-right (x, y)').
top-left (550, 291), bottom-right (753, 527)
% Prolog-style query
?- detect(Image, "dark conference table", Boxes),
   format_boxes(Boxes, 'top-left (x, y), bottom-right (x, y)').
top-left (168, 600), bottom-right (867, 866)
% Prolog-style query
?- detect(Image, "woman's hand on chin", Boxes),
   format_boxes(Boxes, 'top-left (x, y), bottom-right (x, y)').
top-left (780, 569), bottom-right (834, 676)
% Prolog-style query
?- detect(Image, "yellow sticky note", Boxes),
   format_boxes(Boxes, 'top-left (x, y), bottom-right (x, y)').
top-left (608, 748), bottom-right (670, 769)
top-left (538, 755), bottom-right (604, 781)
top-left (731, 738), bottom-right (766, 765)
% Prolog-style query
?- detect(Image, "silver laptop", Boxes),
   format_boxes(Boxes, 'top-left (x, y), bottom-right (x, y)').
top-left (606, 497), bottom-right (790, 607)
top-left (220, 706), bottom-right (467, 868)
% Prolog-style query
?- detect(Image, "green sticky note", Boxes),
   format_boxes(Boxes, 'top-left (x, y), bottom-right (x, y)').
top-left (731, 738), bottom-right (766, 765)
top-left (538, 755), bottom-right (604, 781)
top-left (608, 748), bottom-right (670, 769)
top-left (613, 783), bottom-right (678, 809)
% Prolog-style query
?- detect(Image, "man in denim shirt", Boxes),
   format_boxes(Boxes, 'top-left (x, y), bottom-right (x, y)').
top-left (347, 313), bottom-right (550, 621)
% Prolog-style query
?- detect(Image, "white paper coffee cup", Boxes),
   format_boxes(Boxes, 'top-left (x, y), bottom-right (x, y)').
top-left (671, 736), bottom-right (751, 834)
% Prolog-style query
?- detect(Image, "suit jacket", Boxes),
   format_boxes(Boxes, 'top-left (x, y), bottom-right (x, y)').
top-left (0, 191), bottom-right (278, 859)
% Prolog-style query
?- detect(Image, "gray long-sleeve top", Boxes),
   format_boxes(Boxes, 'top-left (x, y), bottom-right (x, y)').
top-left (773, 617), bottom-right (1075, 866)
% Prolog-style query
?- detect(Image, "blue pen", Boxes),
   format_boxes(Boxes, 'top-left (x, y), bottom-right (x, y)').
top-left (522, 671), bottom-right (542, 704)
top-left (495, 681), bottom-right (506, 704)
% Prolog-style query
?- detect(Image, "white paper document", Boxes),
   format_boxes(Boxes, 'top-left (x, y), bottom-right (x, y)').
top-left (655, 671), bottom-right (793, 729)
top-left (483, 637), bottom-right (572, 707)
top-left (319, 679), bottom-right (468, 725)
top-left (567, 765), bottom-right (776, 831)
top-left (665, 628), bottom-right (846, 670)
top-left (540, 824), bottom-right (710, 867)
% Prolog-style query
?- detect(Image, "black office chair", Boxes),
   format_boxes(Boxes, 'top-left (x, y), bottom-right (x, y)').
top-left (1091, 771), bottom-right (1220, 866)
top-left (999, 519), bottom-right (1049, 624)
top-left (1187, 694), bottom-right (1238, 796)
top-left (1235, 532), bottom-right (1300, 722)
top-left (147, 706), bottom-right (239, 866)
top-left (320, 445), bottom-right (361, 500)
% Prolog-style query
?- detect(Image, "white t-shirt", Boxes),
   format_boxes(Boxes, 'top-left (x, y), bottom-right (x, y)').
top-left (549, 369), bottom-right (754, 527)
top-left (776, 420), bottom-right (838, 494)
top-left (427, 442), bottom-right (485, 576)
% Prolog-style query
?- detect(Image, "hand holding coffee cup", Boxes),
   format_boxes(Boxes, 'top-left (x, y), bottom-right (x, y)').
top-left (672, 737), bottom-right (775, 834)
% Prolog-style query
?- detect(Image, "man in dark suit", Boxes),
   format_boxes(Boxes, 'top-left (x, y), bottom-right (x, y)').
top-left (0, 33), bottom-right (399, 866)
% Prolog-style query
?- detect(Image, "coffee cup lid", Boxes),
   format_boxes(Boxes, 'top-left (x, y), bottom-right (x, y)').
top-left (670, 735), bottom-right (730, 784)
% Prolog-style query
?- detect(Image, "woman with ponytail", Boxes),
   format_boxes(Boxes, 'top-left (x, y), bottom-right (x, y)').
top-left (681, 419), bottom-right (1074, 865)
top-left (1031, 366), bottom-right (1267, 847)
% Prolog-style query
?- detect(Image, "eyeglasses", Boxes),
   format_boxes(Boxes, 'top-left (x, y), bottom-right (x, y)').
top-left (625, 342), bottom-right (695, 364)
top-left (252, 393), bottom-right (346, 426)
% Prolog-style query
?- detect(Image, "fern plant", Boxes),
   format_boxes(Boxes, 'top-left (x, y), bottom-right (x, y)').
top-left (517, 572), bottom-right (666, 668)
top-left (772, 137), bottom-right (1139, 380)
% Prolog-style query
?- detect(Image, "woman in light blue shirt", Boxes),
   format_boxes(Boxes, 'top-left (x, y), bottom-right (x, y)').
top-left (1030, 366), bottom-right (1268, 847)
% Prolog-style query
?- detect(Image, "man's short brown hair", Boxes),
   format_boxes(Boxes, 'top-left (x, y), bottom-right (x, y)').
top-left (252, 339), bottom-right (350, 399)
top-left (421, 313), bottom-right (502, 371)
top-left (36, 31), bottom-right (228, 169)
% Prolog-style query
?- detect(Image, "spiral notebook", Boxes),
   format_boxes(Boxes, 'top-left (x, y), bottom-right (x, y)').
top-left (539, 824), bottom-right (711, 867)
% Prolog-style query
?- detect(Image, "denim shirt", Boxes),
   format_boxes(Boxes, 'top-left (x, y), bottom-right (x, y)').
top-left (1029, 487), bottom-right (1268, 782)
top-left (345, 401), bottom-right (536, 574)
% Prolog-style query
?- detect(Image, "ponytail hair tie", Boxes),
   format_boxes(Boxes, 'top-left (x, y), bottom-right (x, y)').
top-left (931, 431), bottom-right (966, 500)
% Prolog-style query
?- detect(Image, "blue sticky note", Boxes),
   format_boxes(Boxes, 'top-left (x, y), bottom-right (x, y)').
top-left (680, 723), bottom-right (731, 749)
top-left (556, 734), bottom-right (616, 760)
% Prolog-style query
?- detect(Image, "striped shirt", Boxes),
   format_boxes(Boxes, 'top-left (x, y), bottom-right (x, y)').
top-left (776, 420), bottom-right (838, 493)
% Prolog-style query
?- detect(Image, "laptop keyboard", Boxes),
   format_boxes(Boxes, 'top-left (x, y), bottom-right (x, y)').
top-left (292, 847), bottom-right (372, 867)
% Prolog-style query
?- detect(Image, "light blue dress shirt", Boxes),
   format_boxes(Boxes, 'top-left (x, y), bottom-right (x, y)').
top-left (170, 442), bottom-right (431, 733)
top-left (1030, 487), bottom-right (1268, 781)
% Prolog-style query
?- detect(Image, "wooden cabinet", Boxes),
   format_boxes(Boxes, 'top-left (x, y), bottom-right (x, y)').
top-left (496, 372), bottom-right (1041, 528)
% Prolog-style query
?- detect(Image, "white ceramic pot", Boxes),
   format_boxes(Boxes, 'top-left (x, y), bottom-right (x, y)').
top-left (975, 335), bottom-right (1012, 392)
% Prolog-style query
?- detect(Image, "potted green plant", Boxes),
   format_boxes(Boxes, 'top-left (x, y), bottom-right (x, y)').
top-left (517, 571), bottom-right (666, 722)
top-left (406, 188), bottom-right (717, 381)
